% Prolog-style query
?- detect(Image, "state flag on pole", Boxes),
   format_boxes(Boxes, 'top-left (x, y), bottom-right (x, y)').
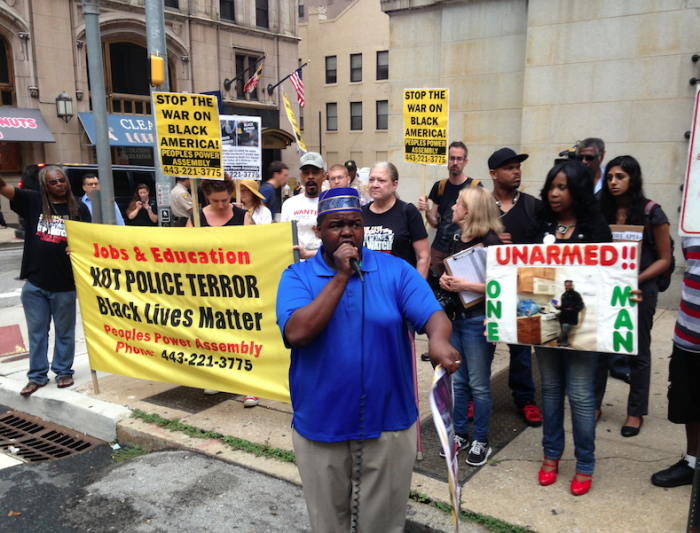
top-left (290, 69), bottom-right (304, 107)
top-left (244, 62), bottom-right (263, 93)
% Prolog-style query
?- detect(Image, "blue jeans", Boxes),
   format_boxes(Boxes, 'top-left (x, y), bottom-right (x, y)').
top-left (535, 346), bottom-right (597, 475)
top-left (451, 316), bottom-right (495, 442)
top-left (21, 281), bottom-right (76, 384)
top-left (508, 344), bottom-right (536, 408)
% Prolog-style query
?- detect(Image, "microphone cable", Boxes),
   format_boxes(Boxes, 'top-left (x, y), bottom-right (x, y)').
top-left (350, 270), bottom-right (366, 533)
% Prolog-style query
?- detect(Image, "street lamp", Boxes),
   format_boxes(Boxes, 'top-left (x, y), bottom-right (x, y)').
top-left (56, 92), bottom-right (74, 123)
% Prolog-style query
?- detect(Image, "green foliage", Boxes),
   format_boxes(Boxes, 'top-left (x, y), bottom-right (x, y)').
top-left (409, 490), bottom-right (531, 533)
top-left (130, 409), bottom-right (296, 463)
top-left (112, 445), bottom-right (149, 462)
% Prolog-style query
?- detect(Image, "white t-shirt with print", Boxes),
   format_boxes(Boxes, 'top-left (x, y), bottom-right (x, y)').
top-left (280, 194), bottom-right (321, 251)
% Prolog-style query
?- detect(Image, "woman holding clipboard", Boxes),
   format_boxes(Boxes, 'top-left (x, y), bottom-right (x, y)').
top-left (438, 187), bottom-right (503, 467)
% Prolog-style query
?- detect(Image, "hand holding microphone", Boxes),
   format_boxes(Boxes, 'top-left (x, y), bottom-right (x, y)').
top-left (334, 242), bottom-right (363, 282)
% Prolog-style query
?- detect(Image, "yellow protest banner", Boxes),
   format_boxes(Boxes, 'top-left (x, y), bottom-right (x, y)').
top-left (403, 88), bottom-right (449, 166)
top-left (153, 92), bottom-right (223, 179)
top-left (65, 221), bottom-right (294, 403)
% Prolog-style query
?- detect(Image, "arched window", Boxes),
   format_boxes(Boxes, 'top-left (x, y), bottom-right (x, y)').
top-left (0, 37), bottom-right (15, 106)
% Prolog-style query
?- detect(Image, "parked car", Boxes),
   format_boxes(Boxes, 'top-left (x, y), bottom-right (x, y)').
top-left (15, 163), bottom-right (156, 238)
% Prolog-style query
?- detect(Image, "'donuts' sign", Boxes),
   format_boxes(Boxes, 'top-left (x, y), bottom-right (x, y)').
top-left (485, 243), bottom-right (639, 355)
top-left (403, 88), bottom-right (449, 166)
top-left (153, 92), bottom-right (223, 179)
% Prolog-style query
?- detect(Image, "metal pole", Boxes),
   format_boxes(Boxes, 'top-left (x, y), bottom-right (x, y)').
top-left (82, 0), bottom-right (115, 226)
top-left (145, 0), bottom-right (172, 227)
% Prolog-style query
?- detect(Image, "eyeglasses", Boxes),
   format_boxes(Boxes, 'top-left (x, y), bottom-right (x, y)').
top-left (448, 157), bottom-right (465, 162)
top-left (576, 155), bottom-right (598, 162)
top-left (47, 177), bottom-right (67, 186)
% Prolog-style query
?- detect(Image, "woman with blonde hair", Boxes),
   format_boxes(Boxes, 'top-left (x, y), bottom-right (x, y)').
top-left (439, 186), bottom-right (503, 467)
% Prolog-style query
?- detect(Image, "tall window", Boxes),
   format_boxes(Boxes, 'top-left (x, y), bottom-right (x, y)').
top-left (256, 0), bottom-right (269, 29)
top-left (326, 103), bottom-right (338, 131)
top-left (165, 0), bottom-right (179, 8)
top-left (0, 38), bottom-right (14, 106)
top-left (376, 100), bottom-right (388, 130)
top-left (376, 51), bottom-right (388, 81)
top-left (350, 54), bottom-right (362, 83)
top-left (220, 0), bottom-right (235, 21)
top-left (325, 56), bottom-right (337, 84)
top-left (236, 54), bottom-right (261, 100)
top-left (299, 0), bottom-right (305, 18)
top-left (350, 102), bottom-right (362, 130)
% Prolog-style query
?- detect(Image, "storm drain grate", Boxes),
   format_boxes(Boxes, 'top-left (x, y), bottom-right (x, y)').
top-left (415, 356), bottom-right (542, 484)
top-left (0, 411), bottom-right (104, 463)
top-left (142, 386), bottom-right (238, 414)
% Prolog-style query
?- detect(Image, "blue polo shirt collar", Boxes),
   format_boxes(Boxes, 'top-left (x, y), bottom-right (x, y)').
top-left (311, 245), bottom-right (377, 277)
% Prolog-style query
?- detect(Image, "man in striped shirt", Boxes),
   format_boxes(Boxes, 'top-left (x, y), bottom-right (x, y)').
top-left (651, 237), bottom-right (700, 488)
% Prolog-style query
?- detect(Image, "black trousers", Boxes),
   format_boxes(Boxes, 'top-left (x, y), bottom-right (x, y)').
top-left (594, 288), bottom-right (657, 416)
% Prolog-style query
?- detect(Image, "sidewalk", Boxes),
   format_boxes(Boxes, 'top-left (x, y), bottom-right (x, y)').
top-left (0, 223), bottom-right (22, 249)
top-left (0, 299), bottom-right (691, 533)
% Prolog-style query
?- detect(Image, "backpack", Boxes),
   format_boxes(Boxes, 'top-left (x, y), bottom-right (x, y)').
top-left (644, 201), bottom-right (675, 292)
top-left (436, 177), bottom-right (481, 201)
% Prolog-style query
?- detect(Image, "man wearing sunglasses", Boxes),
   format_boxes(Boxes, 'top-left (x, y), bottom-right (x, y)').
top-left (0, 166), bottom-right (91, 396)
top-left (575, 137), bottom-right (606, 195)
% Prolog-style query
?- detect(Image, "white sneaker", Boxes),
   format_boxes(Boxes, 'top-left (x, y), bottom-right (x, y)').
top-left (203, 389), bottom-right (220, 395)
top-left (466, 439), bottom-right (492, 467)
top-left (244, 396), bottom-right (259, 407)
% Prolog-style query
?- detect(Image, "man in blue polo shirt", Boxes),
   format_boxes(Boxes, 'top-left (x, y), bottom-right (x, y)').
top-left (277, 187), bottom-right (460, 533)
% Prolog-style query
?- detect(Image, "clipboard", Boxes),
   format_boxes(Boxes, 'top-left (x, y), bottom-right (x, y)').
top-left (443, 243), bottom-right (486, 309)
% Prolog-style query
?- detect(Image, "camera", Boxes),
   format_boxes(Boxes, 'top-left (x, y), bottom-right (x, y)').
top-left (428, 267), bottom-right (460, 319)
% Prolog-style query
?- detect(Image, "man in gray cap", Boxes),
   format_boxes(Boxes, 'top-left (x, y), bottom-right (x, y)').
top-left (344, 160), bottom-right (372, 202)
top-left (281, 152), bottom-right (324, 259)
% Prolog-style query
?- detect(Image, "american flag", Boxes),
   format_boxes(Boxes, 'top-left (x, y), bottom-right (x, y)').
top-left (290, 69), bottom-right (304, 107)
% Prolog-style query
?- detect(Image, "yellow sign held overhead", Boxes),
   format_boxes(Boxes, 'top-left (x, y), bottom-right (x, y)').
top-left (403, 88), bottom-right (449, 166)
top-left (153, 92), bottom-right (223, 179)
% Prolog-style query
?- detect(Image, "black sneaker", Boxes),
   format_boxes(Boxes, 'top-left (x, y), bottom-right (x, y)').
top-left (420, 352), bottom-right (430, 362)
top-left (439, 434), bottom-right (469, 458)
top-left (651, 459), bottom-right (695, 488)
top-left (466, 439), bottom-right (492, 466)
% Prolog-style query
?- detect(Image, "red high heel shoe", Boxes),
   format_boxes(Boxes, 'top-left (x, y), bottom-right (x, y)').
top-left (571, 473), bottom-right (592, 496)
top-left (538, 458), bottom-right (559, 486)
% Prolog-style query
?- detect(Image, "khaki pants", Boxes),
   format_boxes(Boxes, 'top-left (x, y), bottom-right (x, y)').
top-left (293, 423), bottom-right (417, 533)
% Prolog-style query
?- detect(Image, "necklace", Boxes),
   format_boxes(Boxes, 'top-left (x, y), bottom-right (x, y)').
top-left (556, 222), bottom-right (574, 234)
top-left (494, 190), bottom-right (519, 209)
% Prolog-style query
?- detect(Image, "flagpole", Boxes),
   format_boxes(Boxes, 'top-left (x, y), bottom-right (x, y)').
top-left (223, 55), bottom-right (266, 92)
top-left (266, 62), bottom-right (309, 95)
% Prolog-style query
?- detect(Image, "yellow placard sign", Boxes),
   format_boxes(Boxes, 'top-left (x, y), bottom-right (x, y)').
top-left (153, 92), bottom-right (223, 179)
top-left (403, 88), bottom-right (449, 166)
top-left (66, 221), bottom-right (294, 403)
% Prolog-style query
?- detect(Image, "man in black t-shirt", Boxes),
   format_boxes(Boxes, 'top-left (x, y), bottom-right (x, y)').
top-left (0, 166), bottom-right (91, 396)
top-left (417, 141), bottom-right (482, 275)
top-left (489, 147), bottom-right (543, 427)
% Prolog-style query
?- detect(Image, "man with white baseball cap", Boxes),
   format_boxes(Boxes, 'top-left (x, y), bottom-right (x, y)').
top-left (281, 152), bottom-right (324, 259)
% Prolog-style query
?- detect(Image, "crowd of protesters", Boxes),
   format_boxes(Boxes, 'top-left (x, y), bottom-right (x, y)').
top-left (0, 136), bottom-right (696, 531)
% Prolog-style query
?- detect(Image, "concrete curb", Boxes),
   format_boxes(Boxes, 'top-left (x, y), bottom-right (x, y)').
top-left (0, 376), bottom-right (131, 442)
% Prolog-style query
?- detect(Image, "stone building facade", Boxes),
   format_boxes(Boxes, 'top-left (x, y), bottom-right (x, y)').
top-left (381, 0), bottom-right (700, 304)
top-left (0, 0), bottom-right (300, 196)
top-left (298, 0), bottom-right (389, 168)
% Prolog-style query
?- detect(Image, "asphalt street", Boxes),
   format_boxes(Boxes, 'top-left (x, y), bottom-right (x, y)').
top-left (0, 247), bottom-right (23, 309)
top-left (0, 405), bottom-right (311, 533)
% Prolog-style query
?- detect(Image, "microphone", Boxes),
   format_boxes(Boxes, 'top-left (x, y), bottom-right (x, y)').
top-left (349, 258), bottom-right (364, 283)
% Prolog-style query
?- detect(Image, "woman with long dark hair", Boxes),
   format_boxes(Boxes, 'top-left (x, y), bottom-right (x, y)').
top-left (594, 155), bottom-right (671, 436)
top-left (525, 160), bottom-right (612, 496)
top-left (126, 184), bottom-right (158, 226)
